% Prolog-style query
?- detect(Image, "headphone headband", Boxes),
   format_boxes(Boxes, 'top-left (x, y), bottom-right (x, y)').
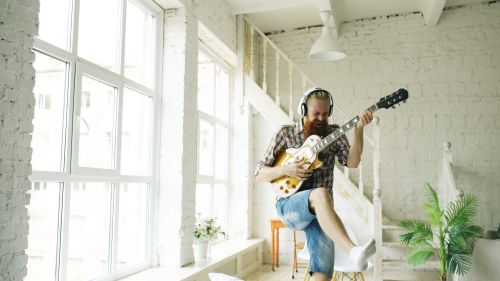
top-left (297, 87), bottom-right (334, 117)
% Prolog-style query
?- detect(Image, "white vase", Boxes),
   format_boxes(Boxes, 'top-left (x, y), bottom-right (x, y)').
top-left (193, 241), bottom-right (209, 261)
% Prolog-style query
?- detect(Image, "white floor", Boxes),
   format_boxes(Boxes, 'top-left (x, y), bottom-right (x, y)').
top-left (245, 264), bottom-right (374, 281)
top-left (245, 265), bottom-right (307, 281)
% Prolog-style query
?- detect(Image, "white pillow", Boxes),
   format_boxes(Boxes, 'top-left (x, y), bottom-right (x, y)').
top-left (208, 272), bottom-right (243, 281)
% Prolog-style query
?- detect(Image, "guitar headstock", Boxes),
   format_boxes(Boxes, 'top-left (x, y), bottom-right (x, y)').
top-left (377, 88), bottom-right (409, 109)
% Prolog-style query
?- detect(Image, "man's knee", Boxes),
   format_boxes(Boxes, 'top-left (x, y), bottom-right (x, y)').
top-left (309, 187), bottom-right (332, 207)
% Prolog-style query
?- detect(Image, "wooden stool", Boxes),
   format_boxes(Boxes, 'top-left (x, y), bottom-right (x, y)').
top-left (292, 231), bottom-right (307, 279)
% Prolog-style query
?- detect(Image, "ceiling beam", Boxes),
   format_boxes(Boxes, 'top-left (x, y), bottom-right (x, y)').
top-left (154, 0), bottom-right (183, 10)
top-left (422, 0), bottom-right (446, 26)
top-left (230, 0), bottom-right (311, 14)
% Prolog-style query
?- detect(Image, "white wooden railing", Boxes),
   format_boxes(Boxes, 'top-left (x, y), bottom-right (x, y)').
top-left (244, 17), bottom-right (315, 119)
top-left (442, 141), bottom-right (463, 281)
top-left (243, 17), bottom-right (381, 200)
top-left (442, 141), bottom-right (464, 204)
top-left (372, 117), bottom-right (383, 280)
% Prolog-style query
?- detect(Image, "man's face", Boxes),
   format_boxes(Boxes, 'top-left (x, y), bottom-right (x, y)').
top-left (303, 98), bottom-right (330, 138)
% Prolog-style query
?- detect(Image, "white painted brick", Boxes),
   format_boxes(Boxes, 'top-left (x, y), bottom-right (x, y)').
top-left (193, 0), bottom-right (236, 52)
top-left (0, 0), bottom-right (38, 279)
top-left (158, 6), bottom-right (199, 268)
top-left (473, 67), bottom-right (500, 82)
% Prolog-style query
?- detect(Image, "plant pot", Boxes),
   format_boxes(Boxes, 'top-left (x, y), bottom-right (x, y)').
top-left (193, 241), bottom-right (209, 261)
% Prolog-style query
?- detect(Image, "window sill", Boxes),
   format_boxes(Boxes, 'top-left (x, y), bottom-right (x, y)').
top-left (119, 239), bottom-right (264, 281)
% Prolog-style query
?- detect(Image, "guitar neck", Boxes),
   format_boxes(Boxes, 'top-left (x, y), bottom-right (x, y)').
top-left (310, 104), bottom-right (379, 154)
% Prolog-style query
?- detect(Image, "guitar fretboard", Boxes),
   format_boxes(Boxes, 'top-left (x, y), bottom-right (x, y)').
top-left (310, 104), bottom-right (379, 154)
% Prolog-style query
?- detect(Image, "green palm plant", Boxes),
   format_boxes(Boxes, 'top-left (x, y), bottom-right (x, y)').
top-left (399, 184), bottom-right (484, 281)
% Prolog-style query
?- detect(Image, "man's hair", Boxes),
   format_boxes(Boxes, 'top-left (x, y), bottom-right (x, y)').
top-left (306, 89), bottom-right (331, 104)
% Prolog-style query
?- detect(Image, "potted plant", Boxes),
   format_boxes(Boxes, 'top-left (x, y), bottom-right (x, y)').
top-left (399, 184), bottom-right (484, 281)
top-left (193, 214), bottom-right (226, 260)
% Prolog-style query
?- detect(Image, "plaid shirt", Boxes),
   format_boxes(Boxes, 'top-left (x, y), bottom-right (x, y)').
top-left (255, 120), bottom-right (350, 196)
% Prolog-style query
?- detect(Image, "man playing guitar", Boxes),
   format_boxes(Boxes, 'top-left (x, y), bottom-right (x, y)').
top-left (255, 87), bottom-right (376, 281)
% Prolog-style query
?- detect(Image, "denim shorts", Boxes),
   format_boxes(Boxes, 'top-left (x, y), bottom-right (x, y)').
top-left (276, 189), bottom-right (335, 277)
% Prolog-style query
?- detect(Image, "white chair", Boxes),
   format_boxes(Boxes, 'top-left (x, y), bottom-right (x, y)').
top-left (298, 225), bottom-right (373, 281)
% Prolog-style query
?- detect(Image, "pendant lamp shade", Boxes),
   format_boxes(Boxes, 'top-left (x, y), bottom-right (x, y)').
top-left (308, 10), bottom-right (346, 61)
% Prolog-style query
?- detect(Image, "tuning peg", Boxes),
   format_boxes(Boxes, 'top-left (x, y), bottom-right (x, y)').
top-left (391, 106), bottom-right (396, 109)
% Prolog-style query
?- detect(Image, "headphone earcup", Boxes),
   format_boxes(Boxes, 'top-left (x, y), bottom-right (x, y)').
top-left (328, 94), bottom-right (334, 117)
top-left (302, 103), bottom-right (307, 116)
top-left (297, 95), bottom-right (307, 116)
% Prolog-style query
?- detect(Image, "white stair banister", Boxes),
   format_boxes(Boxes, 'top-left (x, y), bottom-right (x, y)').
top-left (358, 161), bottom-right (364, 195)
top-left (275, 50), bottom-right (280, 106)
top-left (250, 26), bottom-right (256, 80)
top-left (262, 39), bottom-right (267, 93)
top-left (288, 61), bottom-right (293, 119)
top-left (372, 116), bottom-right (382, 281)
top-left (372, 116), bottom-right (381, 192)
top-left (442, 141), bottom-right (463, 203)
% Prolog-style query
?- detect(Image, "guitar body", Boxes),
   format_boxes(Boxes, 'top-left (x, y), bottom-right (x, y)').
top-left (271, 135), bottom-right (324, 198)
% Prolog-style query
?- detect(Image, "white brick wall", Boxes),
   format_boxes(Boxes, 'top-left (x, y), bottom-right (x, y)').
top-left (253, 1), bottom-right (500, 264)
top-left (192, 0), bottom-right (237, 54)
top-left (158, 6), bottom-right (199, 267)
top-left (0, 0), bottom-right (39, 280)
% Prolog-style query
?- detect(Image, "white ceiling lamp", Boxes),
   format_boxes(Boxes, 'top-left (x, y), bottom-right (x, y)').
top-left (308, 10), bottom-right (346, 61)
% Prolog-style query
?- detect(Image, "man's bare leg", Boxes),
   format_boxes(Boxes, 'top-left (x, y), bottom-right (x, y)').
top-left (309, 187), bottom-right (376, 266)
top-left (309, 187), bottom-right (355, 252)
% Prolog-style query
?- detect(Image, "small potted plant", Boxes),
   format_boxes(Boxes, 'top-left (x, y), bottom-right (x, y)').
top-left (193, 214), bottom-right (226, 261)
top-left (399, 184), bottom-right (484, 281)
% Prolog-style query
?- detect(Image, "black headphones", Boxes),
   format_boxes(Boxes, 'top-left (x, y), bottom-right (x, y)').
top-left (297, 87), bottom-right (334, 117)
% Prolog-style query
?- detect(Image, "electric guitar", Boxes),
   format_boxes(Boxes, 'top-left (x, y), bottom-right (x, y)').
top-left (271, 88), bottom-right (409, 198)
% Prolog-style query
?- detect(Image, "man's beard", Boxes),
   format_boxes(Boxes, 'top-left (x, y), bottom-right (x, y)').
top-left (303, 118), bottom-right (329, 139)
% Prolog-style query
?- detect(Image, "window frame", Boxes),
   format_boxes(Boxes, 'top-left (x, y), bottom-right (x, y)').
top-left (196, 43), bottom-right (234, 232)
top-left (29, 0), bottom-right (163, 280)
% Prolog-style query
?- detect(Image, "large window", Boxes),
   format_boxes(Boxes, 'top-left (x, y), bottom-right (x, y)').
top-left (196, 49), bottom-right (232, 231)
top-left (28, 1), bottom-right (162, 280)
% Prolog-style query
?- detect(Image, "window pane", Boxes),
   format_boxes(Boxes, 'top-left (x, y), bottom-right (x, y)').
top-left (38, 0), bottom-right (70, 49)
top-left (196, 184), bottom-right (211, 218)
top-left (78, 76), bottom-right (116, 169)
top-left (78, 0), bottom-right (119, 71)
top-left (215, 66), bottom-right (229, 122)
top-left (214, 125), bottom-right (228, 180)
top-left (124, 0), bottom-right (155, 87)
top-left (67, 182), bottom-right (112, 281)
top-left (198, 54), bottom-right (214, 115)
top-left (121, 89), bottom-right (152, 176)
top-left (213, 184), bottom-right (227, 230)
top-left (26, 182), bottom-right (61, 281)
top-left (32, 52), bottom-right (67, 172)
top-left (198, 119), bottom-right (214, 176)
top-left (116, 183), bottom-right (148, 270)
